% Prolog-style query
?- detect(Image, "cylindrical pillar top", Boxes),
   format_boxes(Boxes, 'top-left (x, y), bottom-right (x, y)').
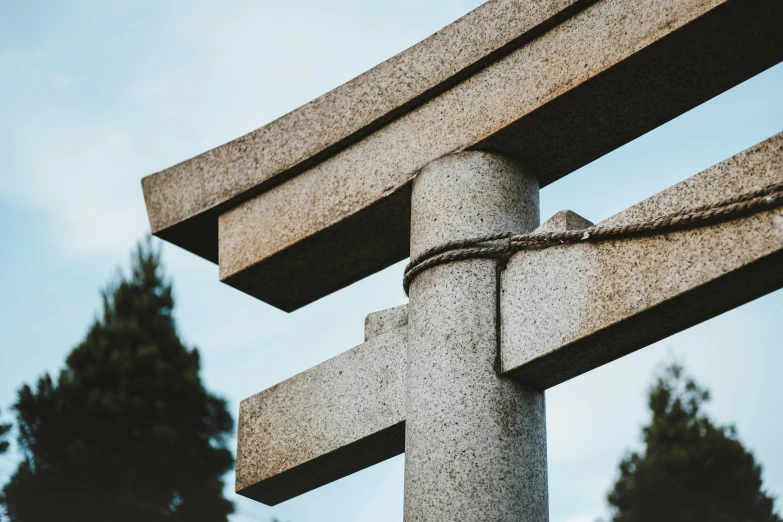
top-left (410, 151), bottom-right (539, 260)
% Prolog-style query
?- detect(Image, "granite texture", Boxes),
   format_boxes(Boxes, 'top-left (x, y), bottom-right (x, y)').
top-left (500, 131), bottom-right (783, 390)
top-left (217, 0), bottom-right (783, 311)
top-left (236, 325), bottom-right (407, 505)
top-left (535, 210), bottom-right (593, 234)
top-left (410, 152), bottom-right (539, 258)
top-left (405, 152), bottom-right (547, 521)
top-left (365, 304), bottom-right (408, 342)
top-left (142, 0), bottom-right (585, 256)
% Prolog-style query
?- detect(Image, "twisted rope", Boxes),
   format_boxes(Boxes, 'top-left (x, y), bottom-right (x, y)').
top-left (403, 181), bottom-right (783, 294)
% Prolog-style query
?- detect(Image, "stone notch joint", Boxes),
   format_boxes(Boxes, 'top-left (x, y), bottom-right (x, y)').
top-left (535, 210), bottom-right (594, 233)
top-left (365, 304), bottom-right (409, 341)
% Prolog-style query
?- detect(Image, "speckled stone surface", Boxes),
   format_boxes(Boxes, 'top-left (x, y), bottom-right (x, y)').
top-left (535, 210), bottom-right (594, 234)
top-left (501, 131), bottom-right (783, 390)
top-left (365, 304), bottom-right (408, 342)
top-left (216, 0), bottom-right (783, 311)
top-left (406, 152), bottom-right (548, 521)
top-left (236, 325), bottom-right (406, 505)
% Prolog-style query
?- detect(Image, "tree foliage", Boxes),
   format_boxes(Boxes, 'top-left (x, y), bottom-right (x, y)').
top-left (606, 363), bottom-right (781, 522)
top-left (0, 411), bottom-right (10, 454)
top-left (0, 239), bottom-right (234, 522)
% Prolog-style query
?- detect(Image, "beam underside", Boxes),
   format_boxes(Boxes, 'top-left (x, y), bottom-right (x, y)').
top-left (237, 422), bottom-right (404, 506)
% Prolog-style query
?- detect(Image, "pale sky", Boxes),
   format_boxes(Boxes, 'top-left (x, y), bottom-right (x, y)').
top-left (1, 2), bottom-right (782, 522)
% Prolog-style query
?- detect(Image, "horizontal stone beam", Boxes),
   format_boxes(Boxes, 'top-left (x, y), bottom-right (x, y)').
top-left (500, 131), bottom-right (783, 390)
top-left (236, 313), bottom-right (406, 505)
top-left (142, 0), bottom-right (591, 262)
top-left (143, 0), bottom-right (783, 311)
top-left (220, 0), bottom-right (783, 311)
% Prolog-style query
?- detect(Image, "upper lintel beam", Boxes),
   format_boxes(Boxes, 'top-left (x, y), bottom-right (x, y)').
top-left (143, 0), bottom-right (783, 311)
top-left (142, 0), bottom-right (589, 262)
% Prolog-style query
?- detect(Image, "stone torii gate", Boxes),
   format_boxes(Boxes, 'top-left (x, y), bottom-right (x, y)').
top-left (141, 0), bottom-right (783, 520)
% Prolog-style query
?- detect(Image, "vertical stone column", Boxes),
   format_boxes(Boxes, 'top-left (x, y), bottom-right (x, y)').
top-left (405, 151), bottom-right (548, 521)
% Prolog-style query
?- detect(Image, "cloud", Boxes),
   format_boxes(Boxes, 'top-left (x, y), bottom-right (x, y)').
top-left (0, 113), bottom-right (148, 257)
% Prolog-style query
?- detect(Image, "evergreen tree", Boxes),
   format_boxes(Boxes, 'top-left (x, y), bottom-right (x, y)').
top-left (0, 411), bottom-right (10, 454)
top-left (606, 363), bottom-right (781, 522)
top-left (0, 239), bottom-right (234, 522)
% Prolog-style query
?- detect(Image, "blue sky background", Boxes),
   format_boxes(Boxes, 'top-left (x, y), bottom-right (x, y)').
top-left (1, 1), bottom-right (782, 521)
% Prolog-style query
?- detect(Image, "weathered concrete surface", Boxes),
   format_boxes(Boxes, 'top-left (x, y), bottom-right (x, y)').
top-left (405, 152), bottom-right (548, 521)
top-left (217, 0), bottom-right (783, 311)
top-left (501, 131), bottom-right (783, 390)
top-left (365, 304), bottom-right (408, 342)
top-left (236, 325), bottom-right (406, 505)
top-left (142, 0), bottom-right (588, 261)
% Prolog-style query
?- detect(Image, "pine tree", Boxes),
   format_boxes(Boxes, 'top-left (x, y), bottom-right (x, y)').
top-left (0, 411), bottom-right (10, 454)
top-left (0, 239), bottom-right (234, 522)
top-left (606, 363), bottom-right (781, 522)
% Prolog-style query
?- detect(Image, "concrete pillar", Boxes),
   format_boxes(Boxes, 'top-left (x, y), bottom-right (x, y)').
top-left (405, 151), bottom-right (548, 521)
